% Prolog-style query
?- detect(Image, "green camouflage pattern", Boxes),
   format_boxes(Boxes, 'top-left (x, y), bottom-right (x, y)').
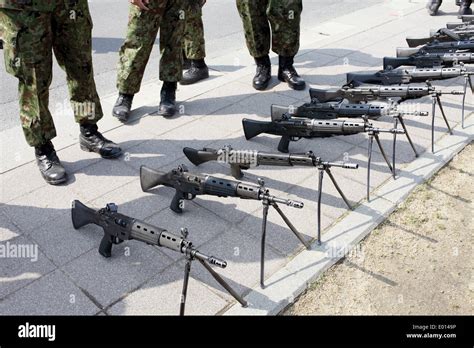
top-left (116, 0), bottom-right (186, 94)
top-left (0, 0), bottom-right (102, 147)
top-left (0, 0), bottom-right (56, 12)
top-left (183, 0), bottom-right (206, 60)
top-left (236, 0), bottom-right (302, 58)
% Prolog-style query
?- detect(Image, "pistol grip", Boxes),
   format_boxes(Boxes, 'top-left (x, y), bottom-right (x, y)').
top-left (278, 136), bottom-right (291, 153)
top-left (99, 234), bottom-right (114, 258)
top-left (171, 191), bottom-right (186, 214)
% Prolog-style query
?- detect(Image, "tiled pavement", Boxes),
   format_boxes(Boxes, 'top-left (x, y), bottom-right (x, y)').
top-left (0, 0), bottom-right (473, 315)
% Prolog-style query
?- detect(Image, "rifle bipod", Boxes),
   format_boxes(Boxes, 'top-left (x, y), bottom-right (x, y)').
top-left (431, 93), bottom-right (453, 153)
top-left (316, 164), bottom-right (354, 246)
top-left (179, 228), bottom-right (247, 315)
top-left (391, 114), bottom-right (418, 178)
top-left (462, 73), bottom-right (473, 129)
top-left (259, 179), bottom-right (311, 289)
top-left (367, 131), bottom-right (395, 202)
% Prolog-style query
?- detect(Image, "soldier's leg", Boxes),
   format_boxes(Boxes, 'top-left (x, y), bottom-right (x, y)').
top-left (184, 1), bottom-right (206, 61)
top-left (1, 9), bottom-right (68, 184)
top-left (236, 0), bottom-right (272, 90)
top-left (181, 1), bottom-right (209, 86)
top-left (116, 3), bottom-right (162, 95)
top-left (157, 0), bottom-right (186, 117)
top-left (53, 0), bottom-right (121, 159)
top-left (0, 9), bottom-right (57, 147)
top-left (236, 0), bottom-right (271, 58)
top-left (267, 0), bottom-right (305, 90)
top-left (113, 3), bottom-right (163, 122)
top-left (52, 0), bottom-right (102, 126)
top-left (459, 0), bottom-right (473, 16)
top-left (427, 0), bottom-right (443, 16)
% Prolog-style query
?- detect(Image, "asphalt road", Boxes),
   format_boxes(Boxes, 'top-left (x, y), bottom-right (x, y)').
top-left (0, 0), bottom-right (382, 132)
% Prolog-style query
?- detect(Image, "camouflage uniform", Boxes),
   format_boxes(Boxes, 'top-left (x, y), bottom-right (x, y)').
top-left (0, 0), bottom-right (102, 147)
top-left (183, 0), bottom-right (206, 60)
top-left (236, 0), bottom-right (303, 58)
top-left (116, 0), bottom-right (186, 95)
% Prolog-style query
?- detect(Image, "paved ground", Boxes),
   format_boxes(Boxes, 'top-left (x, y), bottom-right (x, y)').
top-left (285, 143), bottom-right (473, 315)
top-left (0, 0), bottom-right (382, 132)
top-left (0, 0), bottom-right (473, 315)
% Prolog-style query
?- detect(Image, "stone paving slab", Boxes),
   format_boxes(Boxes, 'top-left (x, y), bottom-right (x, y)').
top-left (0, 269), bottom-right (100, 315)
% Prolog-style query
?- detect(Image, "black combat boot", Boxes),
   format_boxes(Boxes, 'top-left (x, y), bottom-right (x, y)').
top-left (253, 55), bottom-right (272, 91)
top-left (35, 141), bottom-right (68, 185)
top-left (278, 56), bottom-right (306, 90)
top-left (158, 81), bottom-right (177, 117)
top-left (426, 0), bottom-right (442, 15)
top-left (458, 0), bottom-right (473, 16)
top-left (180, 59), bottom-right (209, 85)
top-left (112, 93), bottom-right (134, 122)
top-left (79, 123), bottom-right (122, 159)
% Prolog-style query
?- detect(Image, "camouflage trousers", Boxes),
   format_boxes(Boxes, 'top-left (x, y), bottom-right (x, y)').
top-left (183, 1), bottom-right (206, 60)
top-left (116, 0), bottom-right (186, 94)
top-left (0, 1), bottom-right (102, 147)
top-left (236, 0), bottom-right (302, 58)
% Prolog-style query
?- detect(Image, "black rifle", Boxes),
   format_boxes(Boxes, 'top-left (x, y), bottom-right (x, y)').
top-left (71, 200), bottom-right (247, 315)
top-left (447, 21), bottom-right (474, 29)
top-left (309, 83), bottom-right (466, 153)
top-left (383, 52), bottom-right (474, 70)
top-left (270, 102), bottom-right (427, 120)
top-left (243, 114), bottom-right (405, 154)
top-left (183, 146), bottom-right (359, 244)
top-left (140, 165), bottom-right (309, 288)
top-left (242, 115), bottom-right (404, 200)
top-left (462, 14), bottom-right (474, 22)
top-left (397, 40), bottom-right (474, 57)
top-left (347, 67), bottom-right (472, 86)
top-left (406, 28), bottom-right (474, 47)
top-left (309, 83), bottom-right (464, 104)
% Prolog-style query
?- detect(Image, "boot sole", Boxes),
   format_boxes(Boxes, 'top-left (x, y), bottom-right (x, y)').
top-left (179, 73), bottom-right (210, 86)
top-left (112, 112), bottom-right (129, 123)
top-left (278, 75), bottom-right (306, 90)
top-left (42, 173), bottom-right (68, 185)
top-left (80, 144), bottom-right (122, 159)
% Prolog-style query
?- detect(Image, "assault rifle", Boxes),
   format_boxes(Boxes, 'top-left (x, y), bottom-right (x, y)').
top-left (242, 115), bottom-right (404, 200)
top-left (270, 102), bottom-right (427, 120)
top-left (309, 83), bottom-right (466, 152)
top-left (309, 84), bottom-right (464, 104)
top-left (346, 66), bottom-right (472, 86)
top-left (242, 114), bottom-right (405, 154)
top-left (396, 40), bottom-right (474, 57)
top-left (383, 52), bottom-right (474, 70)
top-left (406, 28), bottom-right (474, 47)
top-left (183, 146), bottom-right (359, 243)
top-left (140, 165), bottom-right (310, 287)
top-left (71, 200), bottom-right (247, 314)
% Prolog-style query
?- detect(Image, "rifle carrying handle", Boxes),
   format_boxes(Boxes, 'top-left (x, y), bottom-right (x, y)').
top-left (99, 234), bottom-right (114, 258)
top-left (278, 136), bottom-right (291, 153)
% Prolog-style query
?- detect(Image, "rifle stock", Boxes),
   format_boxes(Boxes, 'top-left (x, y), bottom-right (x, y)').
top-left (309, 88), bottom-right (344, 102)
top-left (242, 118), bottom-right (272, 139)
top-left (140, 166), bottom-right (168, 192)
top-left (71, 200), bottom-right (98, 230)
top-left (396, 47), bottom-right (421, 57)
top-left (183, 147), bottom-right (218, 166)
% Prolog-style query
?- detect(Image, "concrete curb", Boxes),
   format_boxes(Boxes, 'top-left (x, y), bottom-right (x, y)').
top-left (223, 117), bottom-right (473, 315)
